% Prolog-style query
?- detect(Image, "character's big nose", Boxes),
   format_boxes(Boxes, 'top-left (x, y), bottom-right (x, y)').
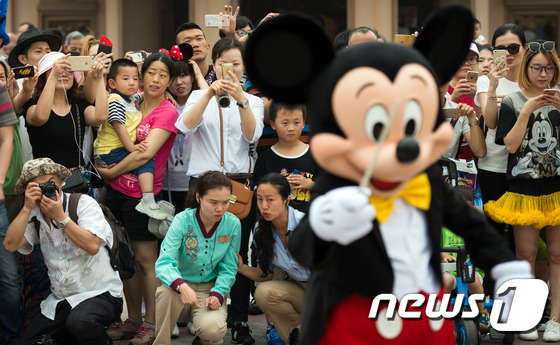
top-left (396, 137), bottom-right (419, 163)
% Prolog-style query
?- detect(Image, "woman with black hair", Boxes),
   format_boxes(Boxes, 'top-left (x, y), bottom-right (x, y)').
top-left (97, 52), bottom-right (179, 344)
top-left (154, 170), bottom-right (241, 345)
top-left (236, 173), bottom-right (309, 345)
top-left (162, 48), bottom-right (208, 212)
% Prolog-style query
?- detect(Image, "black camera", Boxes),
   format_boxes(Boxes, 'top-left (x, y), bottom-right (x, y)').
top-left (218, 93), bottom-right (230, 108)
top-left (38, 181), bottom-right (58, 197)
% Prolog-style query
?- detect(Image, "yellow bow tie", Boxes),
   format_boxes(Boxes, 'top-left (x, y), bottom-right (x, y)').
top-left (369, 173), bottom-right (431, 223)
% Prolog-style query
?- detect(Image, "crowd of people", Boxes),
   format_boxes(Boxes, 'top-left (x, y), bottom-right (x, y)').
top-left (1, 4), bottom-right (560, 345)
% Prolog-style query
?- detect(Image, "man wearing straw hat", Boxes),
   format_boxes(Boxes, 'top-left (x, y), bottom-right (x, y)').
top-left (3, 158), bottom-right (122, 345)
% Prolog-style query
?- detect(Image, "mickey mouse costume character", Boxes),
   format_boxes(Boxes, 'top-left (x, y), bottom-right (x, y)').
top-left (245, 5), bottom-right (535, 345)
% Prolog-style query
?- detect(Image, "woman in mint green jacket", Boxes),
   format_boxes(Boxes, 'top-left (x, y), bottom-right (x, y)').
top-left (154, 171), bottom-right (241, 345)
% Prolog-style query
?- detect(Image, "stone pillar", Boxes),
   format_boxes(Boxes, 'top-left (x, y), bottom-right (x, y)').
top-left (104, 0), bottom-right (123, 58)
top-left (347, 0), bottom-right (397, 40)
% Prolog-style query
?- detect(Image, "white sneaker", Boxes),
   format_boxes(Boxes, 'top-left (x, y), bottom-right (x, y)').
top-left (187, 322), bottom-right (196, 336)
top-left (171, 324), bottom-right (180, 338)
top-left (519, 327), bottom-right (539, 341)
top-left (135, 201), bottom-right (168, 220)
top-left (544, 318), bottom-right (560, 342)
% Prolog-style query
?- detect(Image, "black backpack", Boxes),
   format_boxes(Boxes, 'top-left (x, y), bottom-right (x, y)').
top-left (68, 193), bottom-right (135, 280)
top-left (32, 193), bottom-right (135, 280)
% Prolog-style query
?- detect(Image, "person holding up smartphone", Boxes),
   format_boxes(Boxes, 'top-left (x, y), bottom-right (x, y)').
top-left (176, 38), bottom-right (264, 345)
top-left (487, 40), bottom-right (560, 342)
top-left (473, 25), bottom-right (526, 272)
top-left (447, 43), bottom-right (482, 160)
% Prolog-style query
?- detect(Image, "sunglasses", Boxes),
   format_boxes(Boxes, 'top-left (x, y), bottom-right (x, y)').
top-left (494, 43), bottom-right (522, 55)
top-left (528, 41), bottom-right (556, 53)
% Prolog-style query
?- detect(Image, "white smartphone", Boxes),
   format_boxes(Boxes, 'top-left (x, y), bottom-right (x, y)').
top-left (205, 14), bottom-right (230, 27)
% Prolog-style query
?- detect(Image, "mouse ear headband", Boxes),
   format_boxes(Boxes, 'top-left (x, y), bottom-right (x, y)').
top-left (159, 43), bottom-right (194, 61)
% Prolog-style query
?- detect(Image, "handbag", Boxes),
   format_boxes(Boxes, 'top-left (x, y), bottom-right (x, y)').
top-left (62, 104), bottom-right (90, 194)
top-left (148, 200), bottom-right (175, 239)
top-left (218, 101), bottom-right (254, 220)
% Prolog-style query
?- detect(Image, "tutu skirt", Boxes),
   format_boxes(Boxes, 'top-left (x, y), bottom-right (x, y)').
top-left (485, 178), bottom-right (560, 229)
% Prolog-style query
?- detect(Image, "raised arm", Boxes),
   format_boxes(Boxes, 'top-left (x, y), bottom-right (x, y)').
top-left (82, 53), bottom-right (112, 104)
top-left (26, 56), bottom-right (72, 126)
top-left (3, 182), bottom-right (40, 252)
top-left (180, 84), bottom-right (218, 130)
top-left (83, 58), bottom-right (109, 126)
top-left (460, 103), bottom-right (486, 158)
top-left (481, 59), bottom-right (508, 129)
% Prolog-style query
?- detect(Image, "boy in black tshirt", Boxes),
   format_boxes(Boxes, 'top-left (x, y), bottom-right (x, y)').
top-left (254, 102), bottom-right (320, 213)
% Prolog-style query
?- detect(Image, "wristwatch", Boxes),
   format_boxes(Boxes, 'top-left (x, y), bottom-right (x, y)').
top-left (55, 216), bottom-right (71, 229)
top-left (468, 119), bottom-right (479, 127)
top-left (237, 99), bottom-right (249, 108)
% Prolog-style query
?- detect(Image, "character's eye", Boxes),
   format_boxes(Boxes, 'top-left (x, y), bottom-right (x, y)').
top-left (365, 105), bottom-right (390, 142)
top-left (402, 100), bottom-right (422, 136)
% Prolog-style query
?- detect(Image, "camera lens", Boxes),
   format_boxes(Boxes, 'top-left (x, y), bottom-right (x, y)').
top-left (40, 182), bottom-right (57, 197)
top-left (218, 94), bottom-right (230, 108)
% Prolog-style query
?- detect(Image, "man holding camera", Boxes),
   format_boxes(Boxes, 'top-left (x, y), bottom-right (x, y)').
top-left (3, 158), bottom-right (122, 345)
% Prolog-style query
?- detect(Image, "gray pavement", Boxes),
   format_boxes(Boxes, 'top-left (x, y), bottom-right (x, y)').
top-left (114, 314), bottom-right (268, 345)
top-left (114, 316), bottom-right (550, 345)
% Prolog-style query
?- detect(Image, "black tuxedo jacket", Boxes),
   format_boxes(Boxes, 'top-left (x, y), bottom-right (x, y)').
top-left (289, 164), bottom-right (516, 344)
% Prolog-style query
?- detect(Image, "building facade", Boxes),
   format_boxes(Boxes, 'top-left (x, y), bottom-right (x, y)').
top-left (6, 0), bottom-right (560, 58)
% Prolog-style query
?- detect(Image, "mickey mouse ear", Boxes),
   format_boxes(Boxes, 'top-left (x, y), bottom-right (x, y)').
top-left (179, 43), bottom-right (194, 61)
top-left (413, 4), bottom-right (474, 86)
top-left (245, 14), bottom-right (334, 104)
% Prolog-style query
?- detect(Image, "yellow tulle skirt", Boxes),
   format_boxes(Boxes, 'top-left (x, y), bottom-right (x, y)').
top-left (485, 191), bottom-right (560, 229)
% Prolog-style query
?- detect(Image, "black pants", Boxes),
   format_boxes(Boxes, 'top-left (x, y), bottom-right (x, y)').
top-left (230, 201), bottom-right (257, 322)
top-left (478, 168), bottom-right (515, 297)
top-left (18, 292), bottom-right (122, 345)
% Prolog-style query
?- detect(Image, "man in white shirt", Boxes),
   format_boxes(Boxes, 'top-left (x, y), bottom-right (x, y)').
top-left (3, 158), bottom-right (123, 345)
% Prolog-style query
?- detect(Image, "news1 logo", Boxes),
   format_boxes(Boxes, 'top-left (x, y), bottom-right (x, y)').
top-left (368, 279), bottom-right (548, 332)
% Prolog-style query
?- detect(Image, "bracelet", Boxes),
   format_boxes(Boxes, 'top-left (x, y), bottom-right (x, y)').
top-left (468, 120), bottom-right (479, 127)
top-left (487, 94), bottom-right (498, 102)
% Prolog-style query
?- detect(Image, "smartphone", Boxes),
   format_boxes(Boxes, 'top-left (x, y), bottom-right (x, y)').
top-left (394, 34), bottom-right (415, 47)
top-left (68, 56), bottom-right (94, 71)
top-left (544, 89), bottom-right (560, 97)
top-left (13, 65), bottom-right (34, 79)
top-left (222, 63), bottom-right (233, 81)
top-left (205, 14), bottom-right (230, 27)
top-left (130, 51), bottom-right (146, 63)
top-left (466, 71), bottom-right (478, 83)
top-left (442, 107), bottom-right (459, 118)
top-left (493, 50), bottom-right (507, 77)
top-left (97, 35), bottom-right (112, 55)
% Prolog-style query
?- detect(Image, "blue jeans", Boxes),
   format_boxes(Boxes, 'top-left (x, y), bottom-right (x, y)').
top-left (0, 200), bottom-right (22, 344)
top-left (96, 148), bottom-right (155, 176)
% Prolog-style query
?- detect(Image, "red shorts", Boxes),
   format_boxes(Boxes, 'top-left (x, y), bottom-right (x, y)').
top-left (318, 290), bottom-right (455, 345)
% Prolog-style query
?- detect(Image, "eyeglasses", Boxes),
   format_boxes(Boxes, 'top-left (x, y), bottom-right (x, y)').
top-left (463, 56), bottom-right (479, 65)
top-left (237, 30), bottom-right (250, 37)
top-left (528, 41), bottom-right (556, 53)
top-left (528, 65), bottom-right (557, 74)
top-left (494, 43), bottom-right (522, 55)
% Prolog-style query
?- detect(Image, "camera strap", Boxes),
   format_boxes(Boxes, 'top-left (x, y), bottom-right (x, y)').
top-left (74, 103), bottom-right (83, 167)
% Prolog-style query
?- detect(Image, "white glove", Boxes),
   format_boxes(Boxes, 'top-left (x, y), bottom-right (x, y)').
top-left (309, 186), bottom-right (376, 245)
top-left (491, 260), bottom-right (533, 324)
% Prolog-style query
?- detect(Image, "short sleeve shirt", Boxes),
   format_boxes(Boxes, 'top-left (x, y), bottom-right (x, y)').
top-left (496, 91), bottom-right (560, 180)
top-left (107, 100), bottom-right (178, 198)
top-left (18, 193), bottom-right (122, 320)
